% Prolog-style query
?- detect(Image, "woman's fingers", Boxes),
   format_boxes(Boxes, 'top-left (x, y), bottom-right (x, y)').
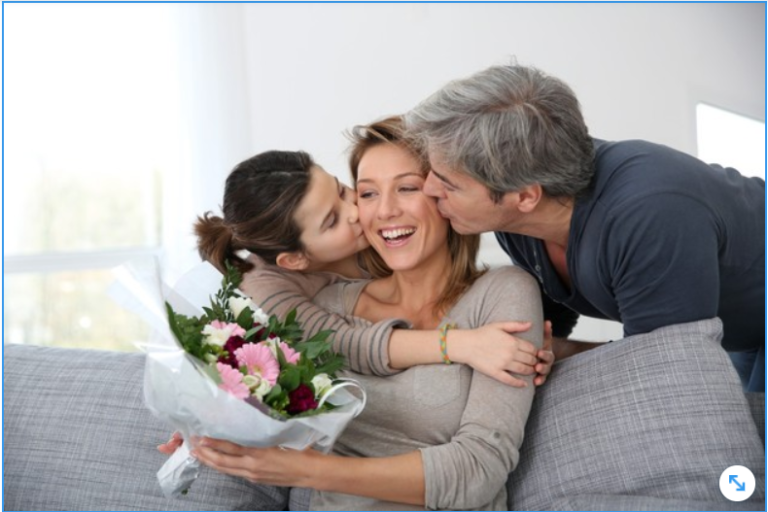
top-left (197, 437), bottom-right (248, 455)
top-left (157, 432), bottom-right (184, 454)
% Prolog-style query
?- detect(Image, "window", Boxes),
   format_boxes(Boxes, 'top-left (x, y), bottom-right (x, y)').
top-left (696, 103), bottom-right (766, 179)
top-left (4, 4), bottom-right (182, 351)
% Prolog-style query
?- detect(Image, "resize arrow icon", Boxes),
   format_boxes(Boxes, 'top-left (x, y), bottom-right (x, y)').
top-left (729, 475), bottom-right (746, 492)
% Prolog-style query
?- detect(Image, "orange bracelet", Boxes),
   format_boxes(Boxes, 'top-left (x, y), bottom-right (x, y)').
top-left (439, 323), bottom-right (457, 365)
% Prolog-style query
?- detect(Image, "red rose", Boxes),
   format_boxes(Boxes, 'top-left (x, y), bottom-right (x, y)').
top-left (218, 336), bottom-right (247, 368)
top-left (286, 384), bottom-right (318, 415)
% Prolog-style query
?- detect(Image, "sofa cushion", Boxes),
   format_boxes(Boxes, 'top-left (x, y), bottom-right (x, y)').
top-left (3, 344), bottom-right (289, 511)
top-left (508, 318), bottom-right (765, 511)
top-left (746, 392), bottom-right (765, 447)
top-left (551, 494), bottom-right (766, 511)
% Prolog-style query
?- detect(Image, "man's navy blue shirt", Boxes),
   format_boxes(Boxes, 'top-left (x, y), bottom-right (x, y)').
top-left (496, 139), bottom-right (765, 352)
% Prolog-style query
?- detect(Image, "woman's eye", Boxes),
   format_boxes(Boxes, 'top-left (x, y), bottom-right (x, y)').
top-left (399, 186), bottom-right (420, 193)
top-left (358, 191), bottom-right (374, 199)
top-left (328, 215), bottom-right (338, 228)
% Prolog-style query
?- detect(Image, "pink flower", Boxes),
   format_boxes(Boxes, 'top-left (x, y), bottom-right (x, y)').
top-left (203, 320), bottom-right (247, 347)
top-left (216, 363), bottom-right (250, 400)
top-left (279, 341), bottom-right (301, 364)
top-left (235, 343), bottom-right (280, 386)
top-left (210, 320), bottom-right (246, 337)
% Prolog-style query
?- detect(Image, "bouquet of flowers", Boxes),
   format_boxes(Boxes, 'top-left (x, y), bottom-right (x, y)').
top-left (109, 259), bottom-right (365, 498)
top-left (167, 262), bottom-right (345, 418)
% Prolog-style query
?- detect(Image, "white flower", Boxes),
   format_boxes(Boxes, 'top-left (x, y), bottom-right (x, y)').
top-left (311, 373), bottom-right (333, 399)
top-left (229, 295), bottom-right (271, 326)
top-left (202, 323), bottom-right (233, 347)
top-left (251, 306), bottom-right (270, 327)
top-left (243, 374), bottom-right (273, 401)
top-left (228, 296), bottom-right (255, 320)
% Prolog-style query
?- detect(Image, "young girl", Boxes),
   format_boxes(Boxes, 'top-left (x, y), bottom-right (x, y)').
top-left (186, 117), bottom-right (544, 510)
top-left (193, 150), bottom-right (552, 386)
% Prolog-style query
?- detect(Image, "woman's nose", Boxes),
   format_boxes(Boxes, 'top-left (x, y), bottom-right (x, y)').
top-left (377, 193), bottom-right (401, 219)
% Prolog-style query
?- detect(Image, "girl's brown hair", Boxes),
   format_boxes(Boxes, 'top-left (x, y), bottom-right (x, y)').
top-left (347, 116), bottom-right (485, 316)
top-left (194, 150), bottom-right (315, 274)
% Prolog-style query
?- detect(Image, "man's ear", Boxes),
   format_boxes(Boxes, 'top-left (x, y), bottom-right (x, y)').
top-left (275, 251), bottom-right (310, 271)
top-left (515, 184), bottom-right (543, 213)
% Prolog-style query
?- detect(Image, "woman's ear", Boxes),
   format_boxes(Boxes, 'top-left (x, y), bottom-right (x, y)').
top-left (275, 251), bottom-right (310, 271)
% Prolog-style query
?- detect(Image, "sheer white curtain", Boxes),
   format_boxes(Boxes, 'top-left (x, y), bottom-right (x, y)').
top-left (4, 3), bottom-right (252, 349)
top-left (162, 3), bottom-right (254, 283)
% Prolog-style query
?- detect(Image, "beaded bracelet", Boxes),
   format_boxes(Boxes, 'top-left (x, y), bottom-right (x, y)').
top-left (439, 323), bottom-right (457, 365)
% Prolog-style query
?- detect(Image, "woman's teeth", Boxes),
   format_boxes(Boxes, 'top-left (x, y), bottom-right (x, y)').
top-left (381, 228), bottom-right (416, 241)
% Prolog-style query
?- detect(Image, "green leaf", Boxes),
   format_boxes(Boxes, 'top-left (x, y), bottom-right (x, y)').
top-left (236, 307), bottom-right (254, 330)
top-left (278, 366), bottom-right (301, 392)
top-left (275, 344), bottom-right (288, 366)
top-left (304, 329), bottom-right (333, 344)
top-left (265, 383), bottom-right (282, 402)
top-left (315, 355), bottom-right (345, 377)
top-left (285, 308), bottom-right (297, 327)
top-left (244, 326), bottom-right (263, 340)
top-left (166, 303), bottom-right (185, 345)
top-left (297, 340), bottom-right (333, 360)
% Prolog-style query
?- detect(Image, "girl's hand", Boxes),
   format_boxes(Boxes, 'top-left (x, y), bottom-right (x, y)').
top-left (190, 437), bottom-right (318, 487)
top-left (157, 431), bottom-right (184, 455)
top-left (449, 321), bottom-right (555, 387)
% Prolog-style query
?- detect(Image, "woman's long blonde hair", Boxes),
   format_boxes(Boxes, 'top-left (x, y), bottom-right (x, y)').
top-left (347, 116), bottom-right (486, 316)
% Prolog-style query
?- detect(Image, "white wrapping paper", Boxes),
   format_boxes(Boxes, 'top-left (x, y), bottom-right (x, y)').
top-left (110, 259), bottom-right (366, 497)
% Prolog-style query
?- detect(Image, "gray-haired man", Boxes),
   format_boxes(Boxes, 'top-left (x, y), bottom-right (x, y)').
top-left (406, 64), bottom-right (765, 392)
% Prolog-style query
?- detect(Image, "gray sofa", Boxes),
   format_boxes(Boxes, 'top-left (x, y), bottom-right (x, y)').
top-left (4, 318), bottom-right (765, 511)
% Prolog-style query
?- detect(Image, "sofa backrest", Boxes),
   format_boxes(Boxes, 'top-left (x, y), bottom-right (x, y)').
top-left (3, 344), bottom-right (288, 511)
top-left (507, 318), bottom-right (765, 511)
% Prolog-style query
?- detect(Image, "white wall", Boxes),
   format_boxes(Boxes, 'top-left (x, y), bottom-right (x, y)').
top-left (198, 3), bottom-right (765, 340)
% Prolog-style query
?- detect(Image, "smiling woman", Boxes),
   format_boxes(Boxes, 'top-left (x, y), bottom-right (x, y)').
top-left (348, 117), bottom-right (484, 319)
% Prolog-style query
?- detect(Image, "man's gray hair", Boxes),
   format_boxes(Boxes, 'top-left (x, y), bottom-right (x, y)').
top-left (405, 64), bottom-right (595, 202)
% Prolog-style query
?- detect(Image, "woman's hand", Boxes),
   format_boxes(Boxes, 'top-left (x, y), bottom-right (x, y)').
top-left (449, 320), bottom-right (555, 387)
top-left (157, 431), bottom-right (184, 455)
top-left (190, 438), bottom-right (318, 487)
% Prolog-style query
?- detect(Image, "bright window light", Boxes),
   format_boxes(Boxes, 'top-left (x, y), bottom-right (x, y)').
top-left (696, 103), bottom-right (766, 179)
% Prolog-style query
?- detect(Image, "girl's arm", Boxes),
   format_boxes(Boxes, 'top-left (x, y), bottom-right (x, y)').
top-left (388, 321), bottom-right (553, 387)
top-left (240, 266), bottom-right (553, 384)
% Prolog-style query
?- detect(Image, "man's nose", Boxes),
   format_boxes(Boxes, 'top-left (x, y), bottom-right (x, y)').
top-left (423, 171), bottom-right (443, 198)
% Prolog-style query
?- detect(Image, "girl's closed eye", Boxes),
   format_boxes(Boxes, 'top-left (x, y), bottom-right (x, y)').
top-left (326, 213), bottom-right (338, 229)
